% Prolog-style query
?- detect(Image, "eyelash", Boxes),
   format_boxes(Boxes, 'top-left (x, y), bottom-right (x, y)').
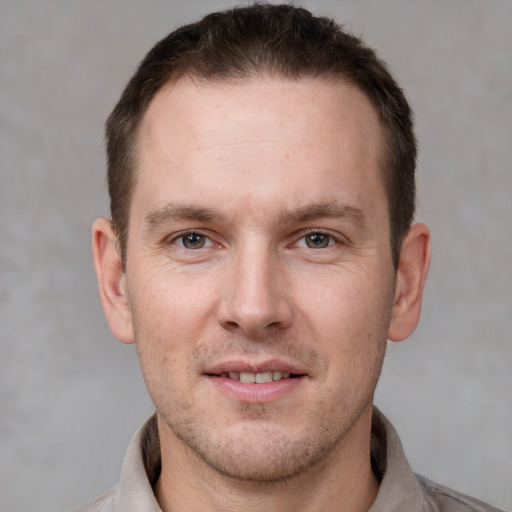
top-left (295, 231), bottom-right (339, 249)
top-left (170, 231), bottom-right (214, 249)
top-left (168, 230), bottom-right (341, 250)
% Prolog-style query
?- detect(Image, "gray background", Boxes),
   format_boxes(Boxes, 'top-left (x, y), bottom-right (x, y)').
top-left (1, 1), bottom-right (511, 511)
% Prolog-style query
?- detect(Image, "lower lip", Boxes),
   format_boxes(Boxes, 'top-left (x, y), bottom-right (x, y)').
top-left (206, 375), bottom-right (306, 403)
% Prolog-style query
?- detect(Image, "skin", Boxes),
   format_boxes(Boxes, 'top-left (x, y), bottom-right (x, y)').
top-left (93, 78), bottom-right (430, 512)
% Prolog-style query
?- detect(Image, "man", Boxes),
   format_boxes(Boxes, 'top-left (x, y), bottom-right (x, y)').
top-left (75, 4), bottom-right (502, 511)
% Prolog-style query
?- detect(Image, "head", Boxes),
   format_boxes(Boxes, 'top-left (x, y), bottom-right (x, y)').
top-left (106, 3), bottom-right (416, 271)
top-left (94, 2), bottom-right (430, 493)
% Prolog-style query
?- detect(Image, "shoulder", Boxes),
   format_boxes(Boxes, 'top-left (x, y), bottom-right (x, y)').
top-left (417, 475), bottom-right (505, 512)
top-left (67, 486), bottom-right (119, 512)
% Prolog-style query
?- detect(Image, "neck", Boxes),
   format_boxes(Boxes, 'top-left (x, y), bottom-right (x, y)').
top-left (154, 407), bottom-right (379, 512)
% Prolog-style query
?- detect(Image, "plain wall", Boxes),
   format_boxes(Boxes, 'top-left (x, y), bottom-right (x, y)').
top-left (1, 1), bottom-right (511, 511)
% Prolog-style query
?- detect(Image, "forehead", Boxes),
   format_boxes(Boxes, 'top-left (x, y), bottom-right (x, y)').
top-left (140, 76), bottom-right (383, 154)
top-left (135, 77), bottom-right (387, 222)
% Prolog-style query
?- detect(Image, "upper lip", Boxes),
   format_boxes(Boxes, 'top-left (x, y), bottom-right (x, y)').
top-left (204, 359), bottom-right (308, 376)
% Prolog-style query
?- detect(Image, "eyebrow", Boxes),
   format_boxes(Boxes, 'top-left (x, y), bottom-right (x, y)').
top-left (144, 201), bottom-right (368, 230)
top-left (277, 202), bottom-right (367, 227)
top-left (145, 204), bottom-right (225, 228)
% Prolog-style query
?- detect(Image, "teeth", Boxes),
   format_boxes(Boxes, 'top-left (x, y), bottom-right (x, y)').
top-left (225, 371), bottom-right (293, 383)
top-left (255, 371), bottom-right (273, 383)
top-left (240, 372), bottom-right (255, 383)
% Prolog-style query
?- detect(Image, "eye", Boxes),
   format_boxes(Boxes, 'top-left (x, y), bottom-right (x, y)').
top-left (298, 232), bottom-right (337, 249)
top-left (174, 232), bottom-right (212, 249)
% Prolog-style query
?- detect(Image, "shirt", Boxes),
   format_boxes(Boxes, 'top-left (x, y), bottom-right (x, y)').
top-left (70, 408), bottom-right (504, 511)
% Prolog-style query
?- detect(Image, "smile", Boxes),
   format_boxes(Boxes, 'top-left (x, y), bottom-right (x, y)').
top-left (205, 365), bottom-right (306, 402)
top-left (216, 371), bottom-right (293, 383)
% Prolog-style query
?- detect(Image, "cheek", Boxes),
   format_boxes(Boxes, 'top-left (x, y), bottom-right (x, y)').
top-left (297, 269), bottom-right (391, 330)
top-left (133, 301), bottom-right (196, 413)
top-left (294, 267), bottom-right (393, 367)
top-left (127, 269), bottom-right (219, 386)
top-left (130, 263), bottom-right (220, 331)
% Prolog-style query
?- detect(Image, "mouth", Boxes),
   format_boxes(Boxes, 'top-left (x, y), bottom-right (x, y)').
top-left (207, 370), bottom-right (301, 384)
top-left (204, 362), bottom-right (307, 402)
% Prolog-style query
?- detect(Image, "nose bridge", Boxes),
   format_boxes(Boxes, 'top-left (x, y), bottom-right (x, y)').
top-left (218, 239), bottom-right (291, 335)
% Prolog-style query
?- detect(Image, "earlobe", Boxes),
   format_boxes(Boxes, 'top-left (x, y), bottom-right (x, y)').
top-left (92, 218), bottom-right (135, 344)
top-left (387, 223), bottom-right (431, 342)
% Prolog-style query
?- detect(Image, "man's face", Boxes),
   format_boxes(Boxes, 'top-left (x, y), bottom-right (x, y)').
top-left (122, 78), bottom-right (397, 481)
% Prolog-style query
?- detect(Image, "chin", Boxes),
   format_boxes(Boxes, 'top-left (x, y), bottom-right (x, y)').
top-left (195, 439), bottom-right (328, 483)
top-left (171, 418), bottom-right (349, 484)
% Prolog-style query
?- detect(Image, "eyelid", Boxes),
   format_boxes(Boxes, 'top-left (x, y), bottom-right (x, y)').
top-left (166, 229), bottom-right (215, 248)
top-left (163, 228), bottom-right (346, 248)
top-left (295, 228), bottom-right (349, 246)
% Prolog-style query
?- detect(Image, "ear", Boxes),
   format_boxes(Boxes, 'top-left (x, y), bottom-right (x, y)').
top-left (387, 223), bottom-right (431, 342)
top-left (92, 218), bottom-right (135, 344)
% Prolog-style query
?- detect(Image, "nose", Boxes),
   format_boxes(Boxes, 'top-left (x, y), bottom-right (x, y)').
top-left (216, 245), bottom-right (293, 337)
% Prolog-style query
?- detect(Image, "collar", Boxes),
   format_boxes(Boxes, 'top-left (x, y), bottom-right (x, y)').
top-left (115, 407), bottom-right (427, 512)
top-left (369, 407), bottom-right (426, 511)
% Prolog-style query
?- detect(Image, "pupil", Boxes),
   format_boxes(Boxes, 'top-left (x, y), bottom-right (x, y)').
top-left (307, 233), bottom-right (328, 248)
top-left (184, 233), bottom-right (204, 248)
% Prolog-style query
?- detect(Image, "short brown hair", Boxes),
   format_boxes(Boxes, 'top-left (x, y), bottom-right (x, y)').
top-left (106, 3), bottom-right (416, 269)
